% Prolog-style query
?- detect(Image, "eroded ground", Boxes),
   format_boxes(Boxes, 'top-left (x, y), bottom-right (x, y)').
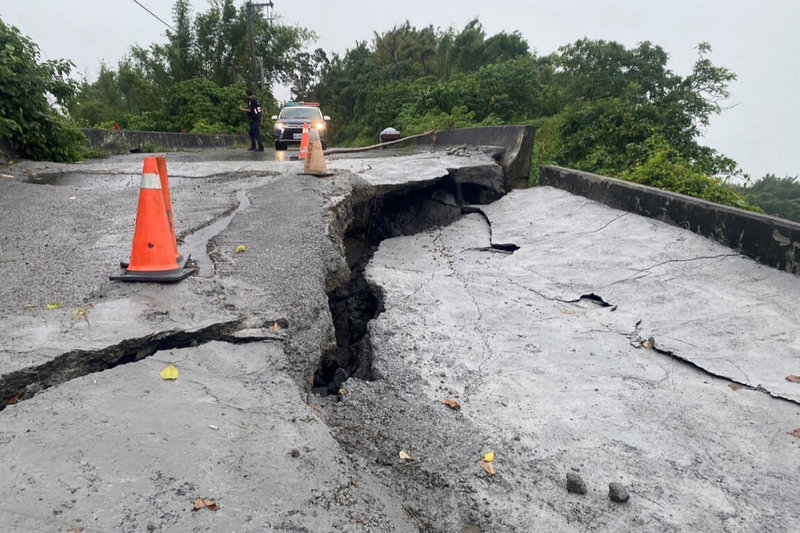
top-left (0, 149), bottom-right (798, 532)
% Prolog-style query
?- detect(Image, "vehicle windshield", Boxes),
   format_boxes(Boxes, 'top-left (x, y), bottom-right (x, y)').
top-left (279, 107), bottom-right (322, 120)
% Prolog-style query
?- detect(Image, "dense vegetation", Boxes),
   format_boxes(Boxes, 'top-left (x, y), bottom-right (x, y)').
top-left (1, 1), bottom-right (798, 220)
top-left (737, 175), bottom-right (800, 222)
top-left (68, 0), bottom-right (312, 134)
top-left (0, 19), bottom-right (85, 161)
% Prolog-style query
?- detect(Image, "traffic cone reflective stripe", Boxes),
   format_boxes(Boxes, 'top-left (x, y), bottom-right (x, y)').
top-left (110, 157), bottom-right (196, 282)
top-left (299, 123), bottom-right (310, 160)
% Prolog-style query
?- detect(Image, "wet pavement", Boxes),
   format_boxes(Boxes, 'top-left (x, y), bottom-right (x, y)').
top-left (0, 148), bottom-right (798, 532)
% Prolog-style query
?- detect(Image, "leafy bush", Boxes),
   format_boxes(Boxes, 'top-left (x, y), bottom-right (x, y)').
top-left (620, 138), bottom-right (760, 212)
top-left (739, 175), bottom-right (800, 222)
top-left (0, 19), bottom-right (86, 161)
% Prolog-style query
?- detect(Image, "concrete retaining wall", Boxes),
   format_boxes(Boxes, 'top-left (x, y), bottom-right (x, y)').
top-left (81, 129), bottom-right (246, 154)
top-left (539, 165), bottom-right (800, 275)
top-left (415, 126), bottom-right (535, 190)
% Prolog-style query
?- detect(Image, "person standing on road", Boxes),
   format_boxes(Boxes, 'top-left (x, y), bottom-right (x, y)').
top-left (239, 89), bottom-right (264, 151)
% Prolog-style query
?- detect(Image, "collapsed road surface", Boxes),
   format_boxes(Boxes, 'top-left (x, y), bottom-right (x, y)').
top-left (0, 148), bottom-right (798, 532)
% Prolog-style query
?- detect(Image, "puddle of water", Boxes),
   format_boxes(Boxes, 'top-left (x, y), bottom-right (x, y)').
top-left (182, 190), bottom-right (251, 278)
top-left (25, 173), bottom-right (193, 189)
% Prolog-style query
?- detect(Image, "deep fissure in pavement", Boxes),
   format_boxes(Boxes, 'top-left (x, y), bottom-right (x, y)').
top-left (1, 320), bottom-right (246, 410)
top-left (313, 176), bottom-right (498, 395)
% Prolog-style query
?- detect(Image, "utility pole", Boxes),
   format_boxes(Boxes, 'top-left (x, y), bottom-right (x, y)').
top-left (246, 1), bottom-right (274, 89)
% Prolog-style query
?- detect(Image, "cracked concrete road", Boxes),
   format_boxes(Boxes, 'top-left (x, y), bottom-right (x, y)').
top-left (0, 149), bottom-right (798, 532)
top-left (351, 186), bottom-right (800, 531)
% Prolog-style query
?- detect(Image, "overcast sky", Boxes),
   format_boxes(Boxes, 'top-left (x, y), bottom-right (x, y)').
top-left (1, 0), bottom-right (797, 179)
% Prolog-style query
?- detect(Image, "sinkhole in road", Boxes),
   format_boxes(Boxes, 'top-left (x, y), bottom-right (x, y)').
top-left (312, 176), bottom-right (506, 395)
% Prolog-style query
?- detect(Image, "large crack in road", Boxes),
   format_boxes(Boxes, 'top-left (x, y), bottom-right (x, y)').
top-left (313, 172), bottom-right (516, 398)
top-left (2, 150), bottom-right (798, 531)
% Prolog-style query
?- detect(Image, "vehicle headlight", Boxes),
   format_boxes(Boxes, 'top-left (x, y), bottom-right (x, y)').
top-left (314, 121), bottom-right (326, 131)
top-left (275, 122), bottom-right (286, 130)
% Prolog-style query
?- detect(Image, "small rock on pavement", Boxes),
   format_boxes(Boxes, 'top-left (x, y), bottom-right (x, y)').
top-left (608, 482), bottom-right (630, 502)
top-left (566, 472), bottom-right (587, 494)
top-left (290, 449), bottom-right (300, 457)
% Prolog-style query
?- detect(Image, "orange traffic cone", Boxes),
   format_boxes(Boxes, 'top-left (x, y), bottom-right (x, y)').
top-left (302, 128), bottom-right (333, 177)
top-left (110, 157), bottom-right (196, 282)
top-left (298, 123), bottom-right (310, 160)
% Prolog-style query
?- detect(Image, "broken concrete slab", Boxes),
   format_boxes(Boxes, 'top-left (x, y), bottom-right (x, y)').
top-left (353, 185), bottom-right (800, 531)
top-left (0, 341), bottom-right (416, 532)
top-left (330, 150), bottom-right (501, 195)
top-left (487, 187), bottom-right (800, 402)
top-left (415, 125), bottom-right (535, 189)
top-left (2, 146), bottom-right (798, 532)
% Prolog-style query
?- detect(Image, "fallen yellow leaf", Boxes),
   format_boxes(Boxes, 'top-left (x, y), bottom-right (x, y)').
top-left (75, 305), bottom-right (93, 322)
top-left (45, 303), bottom-right (63, 310)
top-left (235, 244), bottom-right (247, 254)
top-left (483, 451), bottom-right (495, 463)
top-left (160, 364), bottom-right (179, 380)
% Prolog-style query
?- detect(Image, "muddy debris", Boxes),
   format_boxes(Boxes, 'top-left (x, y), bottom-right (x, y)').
top-left (608, 482), bottom-right (630, 503)
top-left (566, 472), bottom-right (587, 494)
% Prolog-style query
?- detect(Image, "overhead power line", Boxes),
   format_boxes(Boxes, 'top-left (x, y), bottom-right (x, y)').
top-left (130, 0), bottom-right (177, 32)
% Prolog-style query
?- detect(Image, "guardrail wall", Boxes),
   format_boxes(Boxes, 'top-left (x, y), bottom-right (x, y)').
top-left (540, 165), bottom-right (800, 275)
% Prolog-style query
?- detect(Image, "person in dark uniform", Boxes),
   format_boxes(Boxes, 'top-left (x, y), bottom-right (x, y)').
top-left (239, 89), bottom-right (264, 151)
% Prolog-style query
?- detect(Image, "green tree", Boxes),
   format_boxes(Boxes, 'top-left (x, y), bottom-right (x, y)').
top-left (373, 22), bottom-right (437, 78)
top-left (739, 175), bottom-right (800, 222)
top-left (0, 18), bottom-right (85, 161)
top-left (549, 40), bottom-right (738, 178)
top-left (71, 0), bottom-right (313, 132)
top-left (620, 137), bottom-right (758, 211)
top-left (162, 79), bottom-right (252, 134)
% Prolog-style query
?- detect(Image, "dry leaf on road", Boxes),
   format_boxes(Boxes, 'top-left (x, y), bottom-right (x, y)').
top-left (483, 451), bottom-right (495, 463)
top-left (399, 450), bottom-right (419, 462)
top-left (481, 461), bottom-right (497, 476)
top-left (790, 429), bottom-right (800, 439)
top-left (729, 383), bottom-right (744, 391)
top-left (441, 399), bottom-right (461, 410)
top-left (193, 498), bottom-right (219, 511)
top-left (785, 375), bottom-right (800, 384)
top-left (5, 393), bottom-right (24, 406)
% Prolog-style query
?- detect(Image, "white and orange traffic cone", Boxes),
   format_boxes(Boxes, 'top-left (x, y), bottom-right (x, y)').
top-left (302, 128), bottom-right (333, 177)
top-left (110, 157), bottom-right (196, 282)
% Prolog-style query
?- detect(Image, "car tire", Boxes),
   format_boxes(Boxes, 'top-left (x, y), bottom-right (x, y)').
top-left (321, 140), bottom-right (328, 150)
top-left (275, 142), bottom-right (286, 150)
